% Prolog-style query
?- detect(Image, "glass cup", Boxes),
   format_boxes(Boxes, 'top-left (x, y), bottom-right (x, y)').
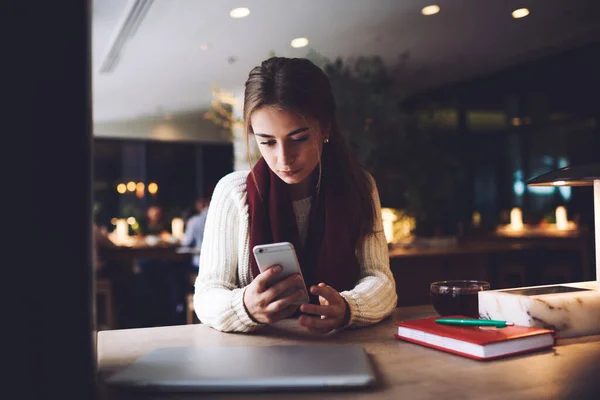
top-left (430, 280), bottom-right (491, 318)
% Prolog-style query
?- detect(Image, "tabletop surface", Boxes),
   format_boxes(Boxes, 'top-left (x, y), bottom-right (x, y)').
top-left (388, 237), bottom-right (587, 259)
top-left (98, 305), bottom-right (600, 399)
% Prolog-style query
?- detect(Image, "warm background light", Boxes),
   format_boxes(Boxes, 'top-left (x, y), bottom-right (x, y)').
top-left (230, 7), bottom-right (250, 18)
top-left (512, 8), bottom-right (530, 19)
top-left (472, 211), bottom-right (481, 228)
top-left (136, 182), bottom-right (145, 198)
top-left (510, 207), bottom-right (524, 230)
top-left (291, 37), bottom-right (309, 48)
top-left (127, 181), bottom-right (136, 191)
top-left (171, 218), bottom-right (185, 240)
top-left (381, 208), bottom-right (398, 244)
top-left (114, 219), bottom-right (129, 245)
top-left (555, 206), bottom-right (568, 230)
top-left (117, 183), bottom-right (126, 194)
top-left (148, 182), bottom-right (158, 194)
top-left (421, 5), bottom-right (440, 16)
top-left (127, 217), bottom-right (136, 225)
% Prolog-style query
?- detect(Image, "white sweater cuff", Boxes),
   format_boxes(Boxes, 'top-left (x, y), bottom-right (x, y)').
top-left (339, 292), bottom-right (359, 329)
top-left (231, 287), bottom-right (260, 331)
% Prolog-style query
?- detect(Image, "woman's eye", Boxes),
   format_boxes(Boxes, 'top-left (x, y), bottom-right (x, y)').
top-left (260, 140), bottom-right (276, 147)
top-left (292, 136), bottom-right (308, 143)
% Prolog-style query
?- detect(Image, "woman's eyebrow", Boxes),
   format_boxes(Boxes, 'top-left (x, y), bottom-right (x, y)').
top-left (254, 127), bottom-right (310, 138)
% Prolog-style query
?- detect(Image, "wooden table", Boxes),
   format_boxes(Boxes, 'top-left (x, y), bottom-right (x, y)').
top-left (98, 306), bottom-right (600, 399)
top-left (389, 240), bottom-right (536, 259)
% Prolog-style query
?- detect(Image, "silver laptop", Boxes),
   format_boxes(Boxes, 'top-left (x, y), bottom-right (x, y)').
top-left (106, 344), bottom-right (377, 392)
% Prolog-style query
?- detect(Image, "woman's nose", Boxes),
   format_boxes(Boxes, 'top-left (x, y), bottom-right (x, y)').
top-left (279, 144), bottom-right (295, 165)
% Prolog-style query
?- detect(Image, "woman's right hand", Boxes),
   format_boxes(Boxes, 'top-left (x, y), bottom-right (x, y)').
top-left (243, 265), bottom-right (306, 324)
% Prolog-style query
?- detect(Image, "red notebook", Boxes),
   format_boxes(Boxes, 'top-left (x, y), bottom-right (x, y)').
top-left (395, 315), bottom-right (555, 360)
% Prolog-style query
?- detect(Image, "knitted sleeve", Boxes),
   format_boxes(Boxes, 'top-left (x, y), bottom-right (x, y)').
top-left (193, 172), bottom-right (259, 332)
top-left (339, 174), bottom-right (398, 327)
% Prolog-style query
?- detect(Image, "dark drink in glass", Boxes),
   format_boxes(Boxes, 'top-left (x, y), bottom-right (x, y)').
top-left (430, 280), bottom-right (490, 318)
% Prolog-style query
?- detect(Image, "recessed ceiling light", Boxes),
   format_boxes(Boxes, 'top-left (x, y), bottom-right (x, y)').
top-left (291, 37), bottom-right (309, 48)
top-left (512, 8), bottom-right (530, 19)
top-left (200, 43), bottom-right (209, 51)
top-left (421, 5), bottom-right (440, 16)
top-left (230, 7), bottom-right (250, 18)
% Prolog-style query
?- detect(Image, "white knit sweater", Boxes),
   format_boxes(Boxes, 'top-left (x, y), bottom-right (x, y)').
top-left (193, 170), bottom-right (398, 332)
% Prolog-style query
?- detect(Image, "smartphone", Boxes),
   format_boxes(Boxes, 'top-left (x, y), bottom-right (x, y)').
top-left (253, 242), bottom-right (309, 305)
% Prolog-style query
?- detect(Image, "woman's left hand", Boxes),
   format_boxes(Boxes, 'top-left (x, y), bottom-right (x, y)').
top-left (298, 283), bottom-right (349, 334)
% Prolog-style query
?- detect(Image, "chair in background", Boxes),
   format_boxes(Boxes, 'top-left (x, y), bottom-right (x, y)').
top-left (96, 278), bottom-right (116, 330)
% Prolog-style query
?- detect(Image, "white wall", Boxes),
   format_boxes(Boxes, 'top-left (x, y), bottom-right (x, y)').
top-left (93, 110), bottom-right (231, 143)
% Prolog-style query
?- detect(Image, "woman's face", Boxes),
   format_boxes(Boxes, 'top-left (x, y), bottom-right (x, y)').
top-left (147, 206), bottom-right (162, 222)
top-left (251, 106), bottom-right (326, 187)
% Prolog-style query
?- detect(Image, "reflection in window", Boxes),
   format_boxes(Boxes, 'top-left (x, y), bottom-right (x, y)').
top-left (557, 156), bottom-right (571, 200)
top-left (513, 180), bottom-right (525, 197)
top-left (417, 108), bottom-right (458, 130)
top-left (467, 110), bottom-right (508, 131)
top-left (527, 185), bottom-right (554, 195)
top-left (474, 167), bottom-right (498, 228)
top-left (526, 125), bottom-right (570, 212)
top-left (507, 134), bottom-right (523, 207)
top-left (558, 186), bottom-right (572, 201)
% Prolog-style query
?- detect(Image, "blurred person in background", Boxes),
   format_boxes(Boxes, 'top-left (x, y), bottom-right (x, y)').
top-left (138, 205), bottom-right (168, 237)
top-left (181, 196), bottom-right (210, 271)
top-left (170, 196), bottom-right (212, 324)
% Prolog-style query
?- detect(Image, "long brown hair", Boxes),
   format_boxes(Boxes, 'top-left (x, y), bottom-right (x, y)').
top-left (243, 57), bottom-right (376, 246)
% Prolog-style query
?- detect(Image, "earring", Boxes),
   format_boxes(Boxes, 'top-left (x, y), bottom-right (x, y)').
top-left (323, 137), bottom-right (329, 144)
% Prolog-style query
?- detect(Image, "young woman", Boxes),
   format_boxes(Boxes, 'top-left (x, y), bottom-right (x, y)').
top-left (194, 57), bottom-right (397, 334)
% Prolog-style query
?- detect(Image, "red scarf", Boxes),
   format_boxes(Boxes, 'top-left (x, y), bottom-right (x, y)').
top-left (246, 150), bottom-right (361, 301)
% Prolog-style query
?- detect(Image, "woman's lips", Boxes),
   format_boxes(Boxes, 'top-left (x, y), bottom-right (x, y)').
top-left (280, 169), bottom-right (300, 176)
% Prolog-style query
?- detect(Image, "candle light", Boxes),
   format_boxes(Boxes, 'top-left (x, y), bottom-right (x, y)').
top-left (556, 206), bottom-right (568, 230)
top-left (171, 217), bottom-right (185, 240)
top-left (472, 211), bottom-right (481, 228)
top-left (399, 217), bottom-right (415, 239)
top-left (381, 208), bottom-right (397, 244)
top-left (510, 207), bottom-right (523, 230)
top-left (115, 219), bottom-right (129, 245)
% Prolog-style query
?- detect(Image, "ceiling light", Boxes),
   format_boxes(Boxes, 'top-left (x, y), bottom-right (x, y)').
top-left (291, 37), bottom-right (309, 48)
top-left (512, 8), bottom-right (530, 19)
top-left (421, 5), bottom-right (440, 16)
top-left (200, 43), bottom-right (209, 51)
top-left (230, 7), bottom-right (250, 18)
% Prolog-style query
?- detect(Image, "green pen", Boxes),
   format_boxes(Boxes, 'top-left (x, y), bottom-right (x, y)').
top-left (435, 318), bottom-right (514, 328)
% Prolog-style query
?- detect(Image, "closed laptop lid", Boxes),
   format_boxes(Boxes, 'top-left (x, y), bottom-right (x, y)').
top-left (106, 344), bottom-right (377, 392)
